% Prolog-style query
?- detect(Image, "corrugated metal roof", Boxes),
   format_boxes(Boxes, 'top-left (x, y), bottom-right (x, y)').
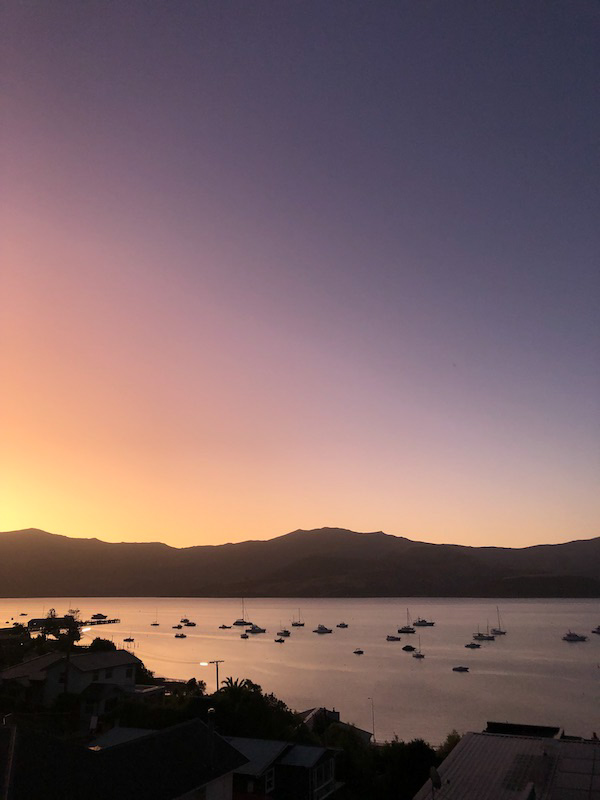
top-left (413, 733), bottom-right (600, 800)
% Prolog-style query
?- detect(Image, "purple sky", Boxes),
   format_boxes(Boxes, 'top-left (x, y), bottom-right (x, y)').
top-left (2, 1), bottom-right (598, 547)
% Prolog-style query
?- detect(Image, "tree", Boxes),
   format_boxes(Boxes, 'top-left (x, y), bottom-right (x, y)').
top-left (88, 638), bottom-right (116, 652)
top-left (211, 677), bottom-right (300, 739)
top-left (436, 729), bottom-right (461, 762)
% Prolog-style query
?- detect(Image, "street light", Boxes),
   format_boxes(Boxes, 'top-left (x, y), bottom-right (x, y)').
top-left (200, 660), bottom-right (224, 692)
top-left (367, 696), bottom-right (376, 743)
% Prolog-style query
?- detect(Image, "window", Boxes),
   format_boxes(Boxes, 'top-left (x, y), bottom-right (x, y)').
top-left (105, 668), bottom-right (113, 678)
top-left (265, 768), bottom-right (275, 793)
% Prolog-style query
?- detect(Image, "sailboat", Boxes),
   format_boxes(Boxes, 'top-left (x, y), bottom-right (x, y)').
top-left (151, 609), bottom-right (159, 626)
top-left (490, 606), bottom-right (506, 635)
top-left (291, 608), bottom-right (305, 627)
top-left (412, 636), bottom-right (425, 659)
top-left (233, 599), bottom-right (251, 626)
top-left (473, 623), bottom-right (495, 641)
top-left (398, 608), bottom-right (416, 634)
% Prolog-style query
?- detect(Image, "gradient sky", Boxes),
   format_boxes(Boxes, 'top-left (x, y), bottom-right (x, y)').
top-left (1, 1), bottom-right (598, 548)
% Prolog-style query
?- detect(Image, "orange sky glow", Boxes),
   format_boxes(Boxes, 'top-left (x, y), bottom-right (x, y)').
top-left (1, 3), bottom-right (598, 550)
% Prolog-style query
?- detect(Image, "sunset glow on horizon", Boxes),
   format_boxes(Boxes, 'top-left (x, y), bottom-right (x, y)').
top-left (1, 2), bottom-right (598, 549)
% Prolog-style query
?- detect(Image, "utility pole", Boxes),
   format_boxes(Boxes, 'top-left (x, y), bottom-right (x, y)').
top-left (209, 660), bottom-right (224, 692)
top-left (367, 696), bottom-right (376, 743)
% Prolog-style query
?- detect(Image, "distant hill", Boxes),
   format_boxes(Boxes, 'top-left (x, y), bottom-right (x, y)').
top-left (0, 527), bottom-right (599, 597)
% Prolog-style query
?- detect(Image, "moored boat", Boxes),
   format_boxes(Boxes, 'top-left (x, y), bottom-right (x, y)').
top-left (337, 622), bottom-right (349, 628)
top-left (413, 617), bottom-right (435, 627)
top-left (473, 624), bottom-right (495, 641)
top-left (562, 630), bottom-right (588, 642)
top-left (233, 599), bottom-right (251, 626)
top-left (412, 636), bottom-right (425, 658)
top-left (398, 608), bottom-right (416, 634)
top-left (313, 624), bottom-right (332, 634)
top-left (452, 666), bottom-right (469, 672)
top-left (465, 642), bottom-right (481, 649)
top-left (174, 633), bottom-right (187, 639)
top-left (490, 606), bottom-right (507, 635)
top-left (386, 635), bottom-right (401, 641)
top-left (248, 624), bottom-right (266, 634)
top-left (291, 608), bottom-right (305, 627)
top-left (402, 644), bottom-right (415, 652)
top-left (353, 648), bottom-right (364, 655)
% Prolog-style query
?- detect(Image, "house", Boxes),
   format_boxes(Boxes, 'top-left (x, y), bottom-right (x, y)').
top-left (0, 649), bottom-right (159, 713)
top-left (412, 721), bottom-right (600, 800)
top-left (0, 626), bottom-right (30, 642)
top-left (226, 736), bottom-right (342, 800)
top-left (299, 706), bottom-right (372, 745)
top-left (0, 717), bottom-right (248, 799)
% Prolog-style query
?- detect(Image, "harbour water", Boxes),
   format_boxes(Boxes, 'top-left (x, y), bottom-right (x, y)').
top-left (2, 596), bottom-right (598, 744)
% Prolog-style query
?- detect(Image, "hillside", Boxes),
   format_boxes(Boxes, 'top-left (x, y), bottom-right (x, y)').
top-left (0, 527), bottom-right (598, 597)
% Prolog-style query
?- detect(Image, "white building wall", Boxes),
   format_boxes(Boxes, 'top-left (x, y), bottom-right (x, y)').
top-left (43, 663), bottom-right (92, 705)
top-left (42, 660), bottom-right (137, 706)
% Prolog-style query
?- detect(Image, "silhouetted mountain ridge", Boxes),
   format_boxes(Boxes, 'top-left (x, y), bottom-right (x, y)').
top-left (0, 527), bottom-right (598, 597)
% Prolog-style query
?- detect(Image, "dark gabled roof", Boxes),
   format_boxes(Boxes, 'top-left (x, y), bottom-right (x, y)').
top-left (0, 650), bottom-right (140, 683)
top-left (90, 726), bottom-right (157, 749)
top-left (225, 737), bottom-right (290, 775)
top-left (279, 743), bottom-right (331, 768)
top-left (0, 652), bottom-right (64, 681)
top-left (225, 736), bottom-right (338, 775)
top-left (66, 650), bottom-right (141, 673)
top-left (4, 719), bottom-right (248, 800)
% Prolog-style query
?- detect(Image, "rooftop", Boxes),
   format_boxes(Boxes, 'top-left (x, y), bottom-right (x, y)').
top-left (0, 652), bottom-right (64, 681)
top-left (413, 730), bottom-right (600, 800)
top-left (0, 649), bottom-right (141, 682)
top-left (2, 719), bottom-right (248, 799)
top-left (225, 736), bottom-right (289, 775)
top-left (279, 743), bottom-right (329, 768)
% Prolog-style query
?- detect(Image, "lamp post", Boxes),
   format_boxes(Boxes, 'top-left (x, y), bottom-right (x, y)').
top-left (201, 660), bottom-right (224, 692)
top-left (367, 696), bottom-right (376, 743)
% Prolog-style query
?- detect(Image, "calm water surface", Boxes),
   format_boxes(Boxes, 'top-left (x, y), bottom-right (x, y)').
top-left (2, 597), bottom-right (598, 744)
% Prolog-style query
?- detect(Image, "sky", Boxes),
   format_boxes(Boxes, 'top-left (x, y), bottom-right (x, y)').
top-left (1, 1), bottom-right (598, 549)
